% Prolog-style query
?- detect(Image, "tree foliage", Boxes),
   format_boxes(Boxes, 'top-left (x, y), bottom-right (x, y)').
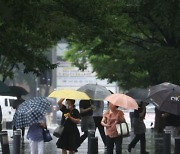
top-left (0, 0), bottom-right (77, 81)
top-left (60, 0), bottom-right (180, 89)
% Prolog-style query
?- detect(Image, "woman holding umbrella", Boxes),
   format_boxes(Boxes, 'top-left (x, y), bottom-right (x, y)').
top-left (27, 116), bottom-right (47, 154)
top-left (56, 98), bottom-right (80, 154)
top-left (101, 102), bottom-right (125, 154)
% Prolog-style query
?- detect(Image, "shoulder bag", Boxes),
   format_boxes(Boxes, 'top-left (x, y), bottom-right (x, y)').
top-left (116, 122), bottom-right (130, 137)
top-left (53, 125), bottom-right (64, 138)
top-left (43, 129), bottom-right (53, 142)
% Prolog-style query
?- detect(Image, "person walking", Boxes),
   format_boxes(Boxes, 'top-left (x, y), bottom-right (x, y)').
top-left (92, 100), bottom-right (107, 147)
top-left (128, 101), bottom-right (149, 154)
top-left (101, 102), bottom-right (125, 154)
top-left (12, 95), bottom-right (25, 139)
top-left (56, 98), bottom-right (80, 154)
top-left (27, 116), bottom-right (47, 154)
top-left (78, 100), bottom-right (95, 147)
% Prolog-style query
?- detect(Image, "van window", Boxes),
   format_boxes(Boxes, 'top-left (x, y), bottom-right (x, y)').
top-left (5, 99), bottom-right (8, 106)
top-left (9, 99), bottom-right (14, 107)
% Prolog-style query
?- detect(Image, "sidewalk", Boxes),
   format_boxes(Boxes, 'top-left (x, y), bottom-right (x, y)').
top-left (0, 127), bottom-right (169, 154)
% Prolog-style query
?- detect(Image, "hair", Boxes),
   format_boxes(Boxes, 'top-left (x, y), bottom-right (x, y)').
top-left (66, 99), bottom-right (75, 107)
top-left (108, 101), bottom-right (118, 108)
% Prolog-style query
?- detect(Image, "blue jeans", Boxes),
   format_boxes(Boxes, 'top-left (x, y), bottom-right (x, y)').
top-left (106, 135), bottom-right (123, 154)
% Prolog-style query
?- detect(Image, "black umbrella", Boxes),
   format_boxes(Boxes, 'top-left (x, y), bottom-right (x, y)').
top-left (148, 82), bottom-right (180, 115)
top-left (5, 86), bottom-right (29, 97)
top-left (0, 81), bottom-right (10, 94)
top-left (126, 88), bottom-right (150, 104)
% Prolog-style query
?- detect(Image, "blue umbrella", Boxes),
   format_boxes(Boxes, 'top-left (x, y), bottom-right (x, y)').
top-left (13, 97), bottom-right (51, 129)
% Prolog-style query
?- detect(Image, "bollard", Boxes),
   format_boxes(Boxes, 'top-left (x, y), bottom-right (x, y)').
top-left (13, 129), bottom-right (21, 154)
top-left (0, 131), bottom-right (10, 154)
top-left (88, 130), bottom-right (96, 154)
top-left (89, 137), bottom-right (98, 154)
top-left (175, 137), bottom-right (180, 154)
top-left (163, 127), bottom-right (171, 154)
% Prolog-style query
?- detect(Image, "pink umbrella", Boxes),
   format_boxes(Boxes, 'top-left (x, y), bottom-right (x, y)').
top-left (105, 93), bottom-right (138, 110)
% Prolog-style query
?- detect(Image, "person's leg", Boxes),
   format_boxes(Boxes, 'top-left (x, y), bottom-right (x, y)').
top-left (115, 136), bottom-right (122, 154)
top-left (128, 134), bottom-right (141, 152)
top-left (79, 131), bottom-right (88, 145)
top-left (69, 151), bottom-right (74, 154)
top-left (140, 133), bottom-right (148, 154)
top-left (95, 117), bottom-right (107, 146)
top-left (13, 125), bottom-right (16, 131)
top-left (62, 149), bottom-right (67, 154)
top-left (37, 140), bottom-right (44, 154)
top-left (106, 136), bottom-right (114, 154)
top-left (21, 127), bottom-right (25, 137)
top-left (29, 139), bottom-right (37, 154)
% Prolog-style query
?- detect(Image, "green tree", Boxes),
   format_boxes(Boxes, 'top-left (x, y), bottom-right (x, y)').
top-left (59, 0), bottom-right (180, 89)
top-left (0, 0), bottom-right (77, 81)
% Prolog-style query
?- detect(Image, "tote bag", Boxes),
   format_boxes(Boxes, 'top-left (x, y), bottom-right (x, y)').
top-left (116, 122), bottom-right (130, 137)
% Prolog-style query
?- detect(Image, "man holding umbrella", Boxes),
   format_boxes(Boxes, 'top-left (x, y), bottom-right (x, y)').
top-left (78, 100), bottom-right (96, 148)
top-left (12, 95), bottom-right (25, 139)
top-left (10, 86), bottom-right (29, 139)
top-left (92, 100), bottom-right (107, 148)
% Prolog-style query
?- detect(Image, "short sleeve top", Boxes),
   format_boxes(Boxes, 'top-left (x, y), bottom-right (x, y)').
top-left (103, 110), bottom-right (124, 138)
top-left (60, 105), bottom-right (80, 132)
top-left (79, 100), bottom-right (93, 117)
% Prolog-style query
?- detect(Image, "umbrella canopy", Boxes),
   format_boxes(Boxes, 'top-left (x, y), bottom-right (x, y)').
top-left (13, 97), bottom-right (51, 129)
top-left (8, 86), bottom-right (28, 96)
top-left (126, 88), bottom-right (150, 104)
top-left (0, 81), bottom-right (10, 94)
top-left (148, 82), bottom-right (180, 115)
top-left (77, 84), bottom-right (111, 100)
top-left (105, 93), bottom-right (138, 110)
top-left (48, 89), bottom-right (90, 100)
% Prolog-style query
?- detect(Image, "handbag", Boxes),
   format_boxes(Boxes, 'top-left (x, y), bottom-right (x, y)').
top-left (116, 122), bottom-right (130, 137)
top-left (43, 129), bottom-right (53, 142)
top-left (53, 125), bottom-right (64, 138)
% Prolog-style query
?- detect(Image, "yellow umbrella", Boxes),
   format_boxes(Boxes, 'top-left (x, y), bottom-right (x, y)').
top-left (48, 89), bottom-right (90, 100)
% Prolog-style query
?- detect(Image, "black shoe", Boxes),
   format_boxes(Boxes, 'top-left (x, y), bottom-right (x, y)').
top-left (128, 144), bottom-right (132, 153)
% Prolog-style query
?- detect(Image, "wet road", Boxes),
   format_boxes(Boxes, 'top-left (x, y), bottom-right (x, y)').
top-left (0, 125), bottom-right (170, 154)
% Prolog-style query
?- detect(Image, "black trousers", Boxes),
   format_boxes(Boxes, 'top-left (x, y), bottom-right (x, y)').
top-left (79, 131), bottom-right (88, 145)
top-left (106, 135), bottom-right (123, 154)
top-left (129, 133), bottom-right (146, 154)
top-left (93, 116), bottom-right (107, 146)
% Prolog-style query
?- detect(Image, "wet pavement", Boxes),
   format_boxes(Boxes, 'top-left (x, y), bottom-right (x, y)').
top-left (0, 125), bottom-right (172, 154)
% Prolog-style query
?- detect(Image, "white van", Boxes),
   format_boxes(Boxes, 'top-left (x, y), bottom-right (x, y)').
top-left (0, 96), bottom-right (17, 129)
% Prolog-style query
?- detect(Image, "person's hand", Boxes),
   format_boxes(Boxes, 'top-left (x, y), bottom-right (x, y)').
top-left (58, 98), bottom-right (65, 108)
top-left (104, 123), bottom-right (111, 127)
top-left (91, 105), bottom-right (96, 111)
top-left (39, 122), bottom-right (47, 128)
top-left (64, 113), bottom-right (70, 119)
top-left (58, 98), bottom-right (64, 104)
